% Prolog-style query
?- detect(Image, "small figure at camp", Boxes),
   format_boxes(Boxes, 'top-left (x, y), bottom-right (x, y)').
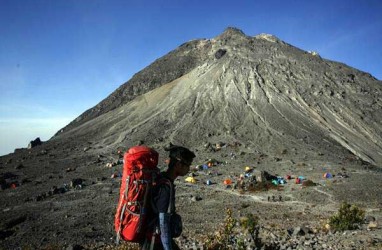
top-left (237, 174), bottom-right (245, 190)
top-left (295, 177), bottom-right (301, 184)
top-left (117, 150), bottom-right (123, 158)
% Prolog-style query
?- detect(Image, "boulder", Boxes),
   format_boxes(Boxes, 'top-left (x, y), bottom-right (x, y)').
top-left (367, 221), bottom-right (378, 230)
top-left (28, 137), bottom-right (42, 149)
top-left (70, 178), bottom-right (84, 189)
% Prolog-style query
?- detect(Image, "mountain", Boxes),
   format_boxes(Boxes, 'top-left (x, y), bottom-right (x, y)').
top-left (55, 27), bottom-right (382, 166)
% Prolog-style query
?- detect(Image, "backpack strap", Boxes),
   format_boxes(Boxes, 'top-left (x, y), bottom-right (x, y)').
top-left (147, 177), bottom-right (174, 249)
top-left (163, 178), bottom-right (174, 214)
top-left (116, 175), bottom-right (130, 244)
top-left (153, 177), bottom-right (174, 214)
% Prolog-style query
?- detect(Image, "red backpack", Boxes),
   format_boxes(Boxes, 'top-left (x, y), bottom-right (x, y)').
top-left (114, 145), bottom-right (160, 243)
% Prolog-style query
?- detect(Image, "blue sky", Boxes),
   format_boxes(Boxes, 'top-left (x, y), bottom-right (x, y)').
top-left (1, 0), bottom-right (381, 156)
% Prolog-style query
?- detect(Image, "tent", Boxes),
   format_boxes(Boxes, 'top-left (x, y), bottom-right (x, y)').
top-left (223, 179), bottom-right (232, 185)
top-left (272, 179), bottom-right (279, 185)
top-left (185, 177), bottom-right (197, 183)
top-left (295, 177), bottom-right (301, 184)
top-left (323, 172), bottom-right (333, 178)
top-left (245, 166), bottom-right (253, 172)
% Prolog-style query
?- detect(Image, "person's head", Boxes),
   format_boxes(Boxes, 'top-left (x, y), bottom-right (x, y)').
top-left (165, 144), bottom-right (195, 178)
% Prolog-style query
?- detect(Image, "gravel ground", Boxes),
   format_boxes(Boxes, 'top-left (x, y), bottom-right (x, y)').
top-left (1, 141), bottom-right (381, 249)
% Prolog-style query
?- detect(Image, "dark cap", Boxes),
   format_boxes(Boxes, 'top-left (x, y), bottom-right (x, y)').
top-left (165, 144), bottom-right (195, 165)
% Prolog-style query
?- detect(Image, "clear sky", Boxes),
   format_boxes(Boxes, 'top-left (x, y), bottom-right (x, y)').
top-left (1, 0), bottom-right (381, 156)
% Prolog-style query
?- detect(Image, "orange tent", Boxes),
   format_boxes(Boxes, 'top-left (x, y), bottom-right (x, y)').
top-left (223, 179), bottom-right (232, 185)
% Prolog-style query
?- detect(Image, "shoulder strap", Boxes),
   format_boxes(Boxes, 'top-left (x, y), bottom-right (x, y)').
top-left (152, 177), bottom-right (174, 214)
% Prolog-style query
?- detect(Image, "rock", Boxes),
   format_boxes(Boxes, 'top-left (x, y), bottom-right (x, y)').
top-left (215, 49), bottom-right (227, 59)
top-left (367, 221), bottom-right (378, 230)
top-left (70, 178), bottom-right (84, 189)
top-left (66, 167), bottom-right (75, 172)
top-left (15, 163), bottom-right (24, 169)
top-left (155, 137), bottom-right (164, 142)
top-left (66, 244), bottom-right (84, 250)
top-left (364, 215), bottom-right (376, 222)
top-left (301, 225), bottom-right (313, 235)
top-left (39, 149), bottom-right (48, 155)
top-left (191, 195), bottom-right (202, 202)
top-left (304, 240), bottom-right (312, 246)
top-left (49, 186), bottom-right (59, 195)
top-left (35, 194), bottom-right (46, 202)
top-left (302, 180), bottom-right (316, 187)
top-left (28, 137), bottom-right (42, 149)
top-left (292, 226), bottom-right (312, 237)
top-left (0, 177), bottom-right (6, 190)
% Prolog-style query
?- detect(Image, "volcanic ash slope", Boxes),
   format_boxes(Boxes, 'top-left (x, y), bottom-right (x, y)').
top-left (57, 28), bottom-right (382, 166)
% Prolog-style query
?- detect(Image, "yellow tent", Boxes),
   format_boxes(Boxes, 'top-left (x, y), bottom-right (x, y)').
top-left (185, 177), bottom-right (196, 184)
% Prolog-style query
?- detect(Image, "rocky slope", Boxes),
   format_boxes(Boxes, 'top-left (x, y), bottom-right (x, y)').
top-left (56, 27), bottom-right (382, 166)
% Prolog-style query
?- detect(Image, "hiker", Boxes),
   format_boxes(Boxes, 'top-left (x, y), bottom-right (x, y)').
top-left (141, 144), bottom-right (196, 250)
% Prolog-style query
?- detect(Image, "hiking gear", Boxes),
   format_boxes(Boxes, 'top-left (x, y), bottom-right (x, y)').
top-left (114, 145), bottom-right (159, 244)
top-left (169, 213), bottom-right (182, 238)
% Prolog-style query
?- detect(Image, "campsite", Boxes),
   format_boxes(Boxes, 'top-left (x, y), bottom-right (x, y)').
top-left (1, 137), bottom-right (382, 249)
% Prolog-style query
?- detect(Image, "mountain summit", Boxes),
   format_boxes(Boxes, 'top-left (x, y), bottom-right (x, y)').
top-left (56, 28), bottom-right (382, 166)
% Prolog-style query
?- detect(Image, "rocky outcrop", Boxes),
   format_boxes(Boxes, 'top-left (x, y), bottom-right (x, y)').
top-left (28, 138), bottom-right (42, 149)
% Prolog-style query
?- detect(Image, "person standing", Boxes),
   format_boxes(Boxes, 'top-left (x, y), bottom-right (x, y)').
top-left (141, 144), bottom-right (195, 250)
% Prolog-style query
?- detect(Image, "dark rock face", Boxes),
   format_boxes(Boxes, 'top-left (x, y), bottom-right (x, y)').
top-left (215, 49), bottom-right (227, 59)
top-left (28, 137), bottom-right (42, 149)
